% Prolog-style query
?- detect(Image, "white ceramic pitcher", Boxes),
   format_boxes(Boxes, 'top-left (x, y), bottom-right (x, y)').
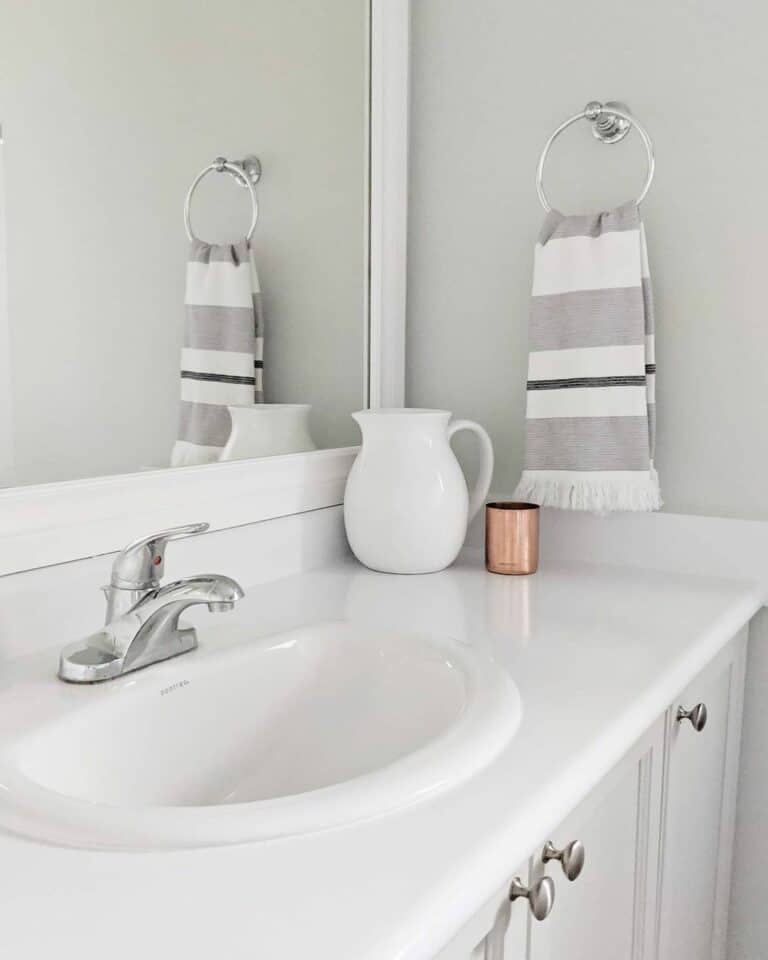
top-left (344, 409), bottom-right (494, 574)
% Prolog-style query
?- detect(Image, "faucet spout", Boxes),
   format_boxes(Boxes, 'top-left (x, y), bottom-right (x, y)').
top-left (119, 575), bottom-right (244, 675)
top-left (140, 575), bottom-right (244, 619)
top-left (208, 600), bottom-right (236, 613)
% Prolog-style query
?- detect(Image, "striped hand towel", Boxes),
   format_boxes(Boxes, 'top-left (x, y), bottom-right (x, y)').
top-left (171, 239), bottom-right (264, 467)
top-left (514, 201), bottom-right (660, 512)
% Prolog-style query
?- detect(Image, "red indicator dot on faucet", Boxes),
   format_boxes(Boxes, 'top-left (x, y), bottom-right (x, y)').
top-left (153, 556), bottom-right (162, 566)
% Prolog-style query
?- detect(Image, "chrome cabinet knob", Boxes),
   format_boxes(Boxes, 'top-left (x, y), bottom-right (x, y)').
top-left (542, 839), bottom-right (586, 881)
top-left (509, 875), bottom-right (555, 921)
top-left (677, 702), bottom-right (708, 732)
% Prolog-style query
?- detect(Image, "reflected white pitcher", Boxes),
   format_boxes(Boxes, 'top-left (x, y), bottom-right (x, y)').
top-left (219, 404), bottom-right (316, 462)
top-left (344, 409), bottom-right (494, 574)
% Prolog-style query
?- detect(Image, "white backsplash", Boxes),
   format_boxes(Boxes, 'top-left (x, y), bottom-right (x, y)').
top-left (0, 506), bottom-right (349, 663)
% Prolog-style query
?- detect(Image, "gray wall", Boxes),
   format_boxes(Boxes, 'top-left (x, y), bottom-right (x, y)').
top-left (407, 0), bottom-right (768, 519)
top-left (0, 0), bottom-right (367, 485)
top-left (406, 3), bottom-right (768, 958)
top-left (0, 137), bottom-right (12, 482)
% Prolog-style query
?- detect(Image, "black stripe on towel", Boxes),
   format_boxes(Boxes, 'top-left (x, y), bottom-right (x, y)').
top-left (527, 375), bottom-right (647, 391)
top-left (254, 360), bottom-right (264, 368)
top-left (645, 364), bottom-right (656, 374)
top-left (181, 370), bottom-right (256, 385)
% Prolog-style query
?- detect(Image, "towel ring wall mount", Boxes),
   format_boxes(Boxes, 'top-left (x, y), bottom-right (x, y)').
top-left (536, 101), bottom-right (655, 212)
top-left (184, 155), bottom-right (262, 242)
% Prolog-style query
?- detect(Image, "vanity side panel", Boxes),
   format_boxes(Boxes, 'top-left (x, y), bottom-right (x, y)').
top-left (728, 617), bottom-right (767, 960)
top-left (713, 629), bottom-right (746, 958)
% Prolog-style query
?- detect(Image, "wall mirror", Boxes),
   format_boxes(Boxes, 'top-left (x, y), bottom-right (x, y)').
top-left (1, 0), bottom-right (369, 487)
top-left (0, 1), bottom-right (409, 574)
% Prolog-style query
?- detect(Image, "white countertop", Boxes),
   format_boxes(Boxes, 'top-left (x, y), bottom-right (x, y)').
top-left (1, 512), bottom-right (766, 959)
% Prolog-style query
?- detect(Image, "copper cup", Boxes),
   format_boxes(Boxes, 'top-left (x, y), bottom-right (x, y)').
top-left (485, 502), bottom-right (540, 575)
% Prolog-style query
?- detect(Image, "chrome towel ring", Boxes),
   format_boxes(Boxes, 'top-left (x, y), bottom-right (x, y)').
top-left (536, 101), bottom-right (655, 212)
top-left (184, 155), bottom-right (262, 242)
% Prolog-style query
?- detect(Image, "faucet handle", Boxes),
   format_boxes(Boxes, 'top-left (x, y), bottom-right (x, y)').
top-left (110, 523), bottom-right (210, 590)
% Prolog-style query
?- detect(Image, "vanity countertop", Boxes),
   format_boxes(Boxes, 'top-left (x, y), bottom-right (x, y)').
top-left (0, 511), bottom-right (766, 960)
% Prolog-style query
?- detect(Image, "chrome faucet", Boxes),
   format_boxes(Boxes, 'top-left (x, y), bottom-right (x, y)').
top-left (58, 523), bottom-right (245, 683)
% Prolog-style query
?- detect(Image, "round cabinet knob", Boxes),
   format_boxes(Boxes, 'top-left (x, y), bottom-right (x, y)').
top-left (542, 839), bottom-right (586, 881)
top-left (677, 702), bottom-right (708, 732)
top-left (509, 875), bottom-right (555, 921)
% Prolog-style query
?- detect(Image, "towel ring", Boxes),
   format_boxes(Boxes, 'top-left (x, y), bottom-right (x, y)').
top-left (536, 101), bottom-right (655, 213)
top-left (184, 156), bottom-right (259, 242)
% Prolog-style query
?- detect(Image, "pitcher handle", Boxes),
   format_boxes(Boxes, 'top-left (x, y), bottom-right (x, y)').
top-left (447, 419), bottom-right (494, 526)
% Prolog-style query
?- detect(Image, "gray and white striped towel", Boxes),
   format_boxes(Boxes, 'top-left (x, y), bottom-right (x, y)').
top-left (171, 239), bottom-right (264, 467)
top-left (514, 201), bottom-right (661, 512)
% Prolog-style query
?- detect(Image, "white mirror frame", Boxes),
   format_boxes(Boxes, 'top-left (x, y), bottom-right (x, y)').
top-left (0, 0), bottom-right (411, 576)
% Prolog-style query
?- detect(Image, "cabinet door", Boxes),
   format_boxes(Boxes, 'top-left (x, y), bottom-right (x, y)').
top-left (529, 718), bottom-right (665, 960)
top-left (483, 862), bottom-right (529, 960)
top-left (434, 863), bottom-right (528, 960)
top-left (657, 633), bottom-right (746, 960)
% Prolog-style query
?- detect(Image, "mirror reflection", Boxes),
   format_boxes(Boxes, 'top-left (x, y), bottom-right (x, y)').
top-left (0, 0), bottom-right (368, 487)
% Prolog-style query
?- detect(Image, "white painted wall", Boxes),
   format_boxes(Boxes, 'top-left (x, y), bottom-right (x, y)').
top-left (406, 3), bottom-right (768, 957)
top-left (0, 0), bottom-right (366, 486)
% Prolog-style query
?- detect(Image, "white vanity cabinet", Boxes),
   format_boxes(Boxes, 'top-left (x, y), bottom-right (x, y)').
top-left (439, 628), bottom-right (747, 960)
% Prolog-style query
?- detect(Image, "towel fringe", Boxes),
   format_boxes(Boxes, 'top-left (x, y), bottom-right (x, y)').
top-left (513, 470), bottom-right (662, 515)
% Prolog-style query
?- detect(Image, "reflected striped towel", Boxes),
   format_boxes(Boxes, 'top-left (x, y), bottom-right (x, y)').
top-left (514, 202), bottom-right (661, 512)
top-left (171, 240), bottom-right (264, 467)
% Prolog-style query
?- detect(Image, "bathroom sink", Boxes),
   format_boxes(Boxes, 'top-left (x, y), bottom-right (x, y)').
top-left (0, 622), bottom-right (520, 849)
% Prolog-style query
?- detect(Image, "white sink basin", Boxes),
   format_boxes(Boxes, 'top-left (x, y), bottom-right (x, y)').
top-left (0, 621), bottom-right (520, 849)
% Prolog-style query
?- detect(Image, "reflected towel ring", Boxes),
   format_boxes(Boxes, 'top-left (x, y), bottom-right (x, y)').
top-left (536, 101), bottom-right (655, 213)
top-left (184, 156), bottom-right (260, 242)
